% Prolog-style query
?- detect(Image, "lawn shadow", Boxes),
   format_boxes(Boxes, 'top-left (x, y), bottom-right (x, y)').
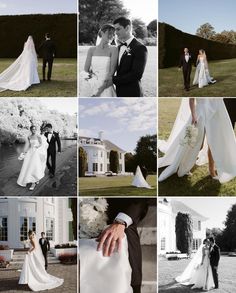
top-left (0, 277), bottom-right (30, 291)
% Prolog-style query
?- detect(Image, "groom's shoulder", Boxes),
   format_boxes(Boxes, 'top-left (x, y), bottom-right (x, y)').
top-left (134, 38), bottom-right (147, 49)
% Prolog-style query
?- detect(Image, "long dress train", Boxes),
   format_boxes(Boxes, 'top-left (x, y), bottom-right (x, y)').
top-left (132, 166), bottom-right (152, 188)
top-left (193, 57), bottom-right (215, 88)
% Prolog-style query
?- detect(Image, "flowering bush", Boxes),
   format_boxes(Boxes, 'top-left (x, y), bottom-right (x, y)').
top-left (0, 245), bottom-right (9, 250)
top-left (58, 253), bottom-right (77, 264)
top-left (55, 243), bottom-right (77, 249)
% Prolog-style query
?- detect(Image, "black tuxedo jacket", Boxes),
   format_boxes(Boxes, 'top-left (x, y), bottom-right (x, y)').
top-left (45, 131), bottom-right (61, 154)
top-left (179, 53), bottom-right (193, 70)
top-left (39, 237), bottom-right (50, 254)
top-left (210, 244), bottom-right (220, 267)
top-left (113, 38), bottom-right (148, 97)
top-left (224, 98), bottom-right (236, 124)
top-left (38, 39), bottom-right (56, 60)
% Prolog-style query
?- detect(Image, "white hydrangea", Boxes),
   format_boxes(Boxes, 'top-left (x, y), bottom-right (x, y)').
top-left (180, 125), bottom-right (199, 148)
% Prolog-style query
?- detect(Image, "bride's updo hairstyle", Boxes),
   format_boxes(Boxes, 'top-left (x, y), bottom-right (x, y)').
top-left (203, 238), bottom-right (208, 244)
top-left (199, 49), bottom-right (206, 55)
top-left (28, 230), bottom-right (34, 237)
top-left (30, 125), bottom-right (36, 131)
top-left (98, 24), bottom-right (115, 38)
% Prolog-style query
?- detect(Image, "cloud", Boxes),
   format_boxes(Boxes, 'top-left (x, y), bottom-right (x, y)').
top-left (0, 1), bottom-right (7, 8)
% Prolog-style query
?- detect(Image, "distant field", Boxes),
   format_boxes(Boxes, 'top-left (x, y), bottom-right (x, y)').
top-left (159, 58), bottom-right (236, 97)
top-left (0, 58), bottom-right (77, 97)
top-left (79, 46), bottom-right (157, 97)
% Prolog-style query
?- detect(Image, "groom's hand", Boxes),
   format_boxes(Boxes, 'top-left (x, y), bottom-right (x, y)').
top-left (104, 77), bottom-right (113, 89)
top-left (97, 223), bottom-right (125, 257)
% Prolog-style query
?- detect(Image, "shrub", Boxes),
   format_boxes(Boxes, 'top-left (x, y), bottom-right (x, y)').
top-left (0, 245), bottom-right (9, 250)
top-left (54, 243), bottom-right (77, 249)
top-left (59, 253), bottom-right (77, 264)
top-left (79, 147), bottom-right (87, 177)
top-left (0, 256), bottom-right (5, 262)
top-left (110, 150), bottom-right (119, 173)
top-left (175, 212), bottom-right (193, 255)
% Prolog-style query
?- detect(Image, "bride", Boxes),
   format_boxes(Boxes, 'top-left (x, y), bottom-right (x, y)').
top-left (79, 24), bottom-right (118, 97)
top-left (0, 35), bottom-right (40, 92)
top-left (193, 49), bottom-right (216, 88)
top-left (80, 198), bottom-right (133, 293)
top-left (19, 230), bottom-right (63, 291)
top-left (159, 98), bottom-right (236, 183)
top-left (17, 125), bottom-right (48, 191)
top-left (176, 239), bottom-right (214, 291)
top-left (132, 165), bottom-right (152, 189)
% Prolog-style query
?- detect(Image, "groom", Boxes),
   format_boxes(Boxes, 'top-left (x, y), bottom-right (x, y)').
top-left (38, 33), bottom-right (56, 81)
top-left (97, 198), bottom-right (149, 293)
top-left (224, 98), bottom-right (236, 129)
top-left (111, 17), bottom-right (148, 97)
top-left (209, 237), bottom-right (220, 289)
top-left (179, 47), bottom-right (193, 91)
top-left (39, 232), bottom-right (50, 270)
top-left (44, 123), bottom-right (61, 178)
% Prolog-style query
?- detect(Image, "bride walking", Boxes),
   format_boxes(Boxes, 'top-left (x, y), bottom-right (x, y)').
top-left (17, 125), bottom-right (48, 190)
top-left (0, 35), bottom-right (40, 92)
top-left (19, 230), bottom-right (63, 291)
top-left (79, 24), bottom-right (118, 97)
top-left (159, 98), bottom-right (236, 183)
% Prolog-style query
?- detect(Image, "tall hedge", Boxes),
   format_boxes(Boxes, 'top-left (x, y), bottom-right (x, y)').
top-left (79, 147), bottom-right (87, 177)
top-left (175, 212), bottom-right (193, 255)
top-left (110, 150), bottom-right (119, 173)
top-left (159, 22), bottom-right (236, 68)
top-left (0, 14), bottom-right (77, 58)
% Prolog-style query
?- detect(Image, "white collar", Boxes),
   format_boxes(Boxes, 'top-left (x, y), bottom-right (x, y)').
top-left (124, 36), bottom-right (134, 47)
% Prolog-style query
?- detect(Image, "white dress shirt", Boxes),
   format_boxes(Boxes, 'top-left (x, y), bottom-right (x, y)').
top-left (118, 36), bottom-right (134, 64)
top-left (115, 212), bottom-right (133, 227)
top-left (185, 53), bottom-right (190, 63)
top-left (47, 133), bottom-right (52, 142)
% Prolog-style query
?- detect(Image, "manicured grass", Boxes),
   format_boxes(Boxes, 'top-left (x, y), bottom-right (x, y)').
top-left (79, 46), bottom-right (157, 97)
top-left (159, 256), bottom-right (236, 293)
top-left (79, 174), bottom-right (157, 196)
top-left (159, 58), bottom-right (236, 97)
top-left (0, 58), bottom-right (77, 97)
top-left (158, 98), bottom-right (236, 196)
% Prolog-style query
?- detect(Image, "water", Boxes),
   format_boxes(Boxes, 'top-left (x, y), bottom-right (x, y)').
top-left (0, 140), bottom-right (77, 178)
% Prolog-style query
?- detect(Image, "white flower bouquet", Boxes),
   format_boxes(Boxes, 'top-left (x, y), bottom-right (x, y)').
top-left (79, 198), bottom-right (108, 239)
top-left (79, 70), bottom-right (100, 97)
top-left (180, 125), bottom-right (198, 148)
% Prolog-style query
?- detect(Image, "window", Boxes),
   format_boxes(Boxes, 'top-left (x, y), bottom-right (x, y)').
top-left (107, 164), bottom-right (110, 171)
top-left (69, 221), bottom-right (73, 241)
top-left (192, 238), bottom-right (202, 250)
top-left (20, 217), bottom-right (36, 241)
top-left (46, 218), bottom-right (54, 241)
top-left (119, 153), bottom-right (122, 159)
top-left (198, 221), bottom-right (201, 231)
top-left (161, 237), bottom-right (166, 250)
top-left (101, 151), bottom-right (103, 158)
top-left (107, 152), bottom-right (110, 159)
top-left (100, 164), bottom-right (103, 172)
top-left (119, 164), bottom-right (122, 172)
top-left (0, 217), bottom-right (8, 241)
top-left (93, 163), bottom-right (98, 172)
top-left (93, 151), bottom-right (98, 157)
top-left (193, 219), bottom-right (201, 231)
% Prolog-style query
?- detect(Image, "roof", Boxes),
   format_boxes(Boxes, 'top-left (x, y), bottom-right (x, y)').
top-left (79, 136), bottom-right (126, 153)
top-left (171, 200), bottom-right (208, 221)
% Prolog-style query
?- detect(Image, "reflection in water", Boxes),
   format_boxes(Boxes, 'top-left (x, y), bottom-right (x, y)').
top-left (0, 140), bottom-right (76, 176)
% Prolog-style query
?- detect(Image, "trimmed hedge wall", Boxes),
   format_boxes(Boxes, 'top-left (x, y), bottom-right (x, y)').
top-left (0, 14), bottom-right (77, 58)
top-left (159, 22), bottom-right (236, 68)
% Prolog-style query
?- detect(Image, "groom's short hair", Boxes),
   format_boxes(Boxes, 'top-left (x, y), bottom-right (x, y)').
top-left (45, 123), bottom-right (52, 128)
top-left (113, 17), bottom-right (131, 28)
top-left (45, 33), bottom-right (50, 38)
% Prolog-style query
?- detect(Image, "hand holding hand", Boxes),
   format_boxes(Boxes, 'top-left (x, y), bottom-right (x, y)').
top-left (97, 223), bottom-right (125, 257)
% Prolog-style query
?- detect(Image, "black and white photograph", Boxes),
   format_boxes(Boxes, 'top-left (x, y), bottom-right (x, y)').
top-left (0, 98), bottom-right (77, 196)
top-left (0, 197), bottom-right (77, 292)
top-left (79, 0), bottom-right (157, 97)
top-left (158, 197), bottom-right (236, 293)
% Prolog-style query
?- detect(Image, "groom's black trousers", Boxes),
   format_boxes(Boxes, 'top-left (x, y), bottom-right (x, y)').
top-left (182, 67), bottom-right (191, 90)
top-left (211, 265), bottom-right (219, 288)
top-left (47, 150), bottom-right (56, 175)
top-left (43, 57), bottom-right (54, 80)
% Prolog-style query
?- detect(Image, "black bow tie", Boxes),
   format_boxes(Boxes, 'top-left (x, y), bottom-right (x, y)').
top-left (120, 42), bottom-right (127, 46)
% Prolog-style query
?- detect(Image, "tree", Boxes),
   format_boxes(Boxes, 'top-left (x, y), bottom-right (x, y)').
top-left (132, 18), bottom-right (148, 39)
top-left (110, 150), bottom-right (119, 173)
top-left (147, 19), bottom-right (157, 37)
top-left (125, 152), bottom-right (136, 173)
top-left (196, 23), bottom-right (216, 40)
top-left (134, 134), bottom-right (157, 172)
top-left (79, 0), bottom-right (129, 44)
top-left (175, 212), bottom-right (193, 255)
top-left (79, 147), bottom-right (87, 177)
top-left (70, 198), bottom-right (77, 240)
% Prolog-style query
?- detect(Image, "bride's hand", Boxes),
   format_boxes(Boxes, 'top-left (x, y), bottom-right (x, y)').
top-left (192, 114), bottom-right (197, 125)
top-left (96, 223), bottom-right (125, 257)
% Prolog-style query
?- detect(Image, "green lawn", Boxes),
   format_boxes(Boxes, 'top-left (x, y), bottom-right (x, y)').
top-left (0, 58), bottom-right (77, 97)
top-left (159, 256), bottom-right (236, 293)
top-left (158, 98), bottom-right (236, 196)
top-left (79, 175), bottom-right (157, 196)
top-left (159, 58), bottom-right (236, 97)
top-left (79, 46), bottom-right (157, 97)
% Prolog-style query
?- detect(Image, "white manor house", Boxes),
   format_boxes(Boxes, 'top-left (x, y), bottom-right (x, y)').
top-left (158, 198), bottom-right (207, 254)
top-left (0, 198), bottom-right (75, 249)
top-left (79, 131), bottom-right (126, 175)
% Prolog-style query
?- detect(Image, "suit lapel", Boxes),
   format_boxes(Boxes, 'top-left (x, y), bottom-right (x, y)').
top-left (118, 38), bottom-right (136, 70)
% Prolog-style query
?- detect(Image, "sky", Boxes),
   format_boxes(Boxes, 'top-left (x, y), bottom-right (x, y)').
top-left (122, 0), bottom-right (157, 25)
top-left (79, 98), bottom-right (157, 153)
top-left (38, 98), bottom-right (77, 116)
top-left (0, 0), bottom-right (76, 15)
top-left (174, 197), bottom-right (236, 229)
top-left (159, 0), bottom-right (236, 35)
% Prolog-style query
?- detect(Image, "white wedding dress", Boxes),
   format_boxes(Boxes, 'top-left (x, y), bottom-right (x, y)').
top-left (19, 235), bottom-right (63, 291)
top-left (17, 135), bottom-right (48, 187)
top-left (176, 245), bottom-right (214, 290)
top-left (193, 57), bottom-right (215, 88)
top-left (159, 98), bottom-right (236, 183)
top-left (132, 166), bottom-right (152, 188)
top-left (0, 36), bottom-right (40, 92)
top-left (80, 56), bottom-right (116, 97)
top-left (80, 236), bottom-right (132, 293)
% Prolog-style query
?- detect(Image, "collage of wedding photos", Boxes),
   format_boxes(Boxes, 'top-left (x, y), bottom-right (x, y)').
top-left (0, 0), bottom-right (236, 293)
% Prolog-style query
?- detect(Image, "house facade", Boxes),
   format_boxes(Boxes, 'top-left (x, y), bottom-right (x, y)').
top-left (158, 198), bottom-right (207, 254)
top-left (79, 131), bottom-right (126, 175)
top-left (0, 198), bottom-right (74, 249)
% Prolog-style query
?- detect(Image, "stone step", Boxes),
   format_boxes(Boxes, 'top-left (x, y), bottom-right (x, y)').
top-left (142, 245), bottom-right (157, 283)
top-left (138, 227), bottom-right (157, 245)
top-left (141, 281), bottom-right (157, 293)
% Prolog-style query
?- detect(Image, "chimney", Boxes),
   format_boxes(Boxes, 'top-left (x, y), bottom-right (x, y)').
top-left (99, 131), bottom-right (104, 141)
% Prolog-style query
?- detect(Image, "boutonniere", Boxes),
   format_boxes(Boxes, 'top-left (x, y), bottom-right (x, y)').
top-left (125, 47), bottom-right (132, 55)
